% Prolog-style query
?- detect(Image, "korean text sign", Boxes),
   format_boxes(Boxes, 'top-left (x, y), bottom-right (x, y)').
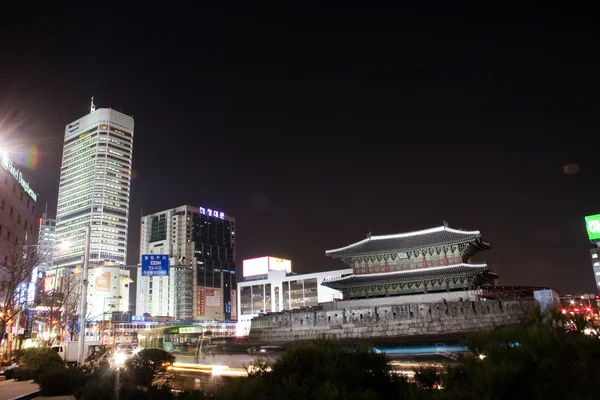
top-left (142, 254), bottom-right (170, 277)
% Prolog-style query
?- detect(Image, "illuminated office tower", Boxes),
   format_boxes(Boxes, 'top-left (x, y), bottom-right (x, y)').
top-left (136, 205), bottom-right (236, 321)
top-left (54, 104), bottom-right (134, 271)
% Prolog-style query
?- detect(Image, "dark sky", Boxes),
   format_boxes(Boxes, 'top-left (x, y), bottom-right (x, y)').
top-left (0, 5), bottom-right (598, 294)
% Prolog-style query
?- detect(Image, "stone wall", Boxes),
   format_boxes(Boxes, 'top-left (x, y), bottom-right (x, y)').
top-left (249, 298), bottom-right (536, 343)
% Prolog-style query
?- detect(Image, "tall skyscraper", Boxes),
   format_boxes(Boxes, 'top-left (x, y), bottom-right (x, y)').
top-left (136, 205), bottom-right (236, 321)
top-left (54, 107), bottom-right (134, 271)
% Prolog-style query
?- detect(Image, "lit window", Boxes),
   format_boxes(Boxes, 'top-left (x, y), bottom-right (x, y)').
top-left (593, 254), bottom-right (598, 259)
top-left (595, 263), bottom-right (600, 267)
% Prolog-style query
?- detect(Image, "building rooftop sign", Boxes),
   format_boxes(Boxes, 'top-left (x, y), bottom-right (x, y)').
top-left (199, 206), bottom-right (225, 219)
top-left (1, 153), bottom-right (37, 202)
top-left (585, 214), bottom-right (600, 241)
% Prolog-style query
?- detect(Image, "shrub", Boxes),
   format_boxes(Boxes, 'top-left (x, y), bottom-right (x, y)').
top-left (125, 348), bottom-right (175, 388)
top-left (219, 337), bottom-right (410, 400)
top-left (11, 348), bottom-right (64, 380)
top-left (4, 366), bottom-right (32, 381)
top-left (37, 367), bottom-right (80, 396)
top-left (413, 366), bottom-right (441, 389)
top-left (177, 390), bottom-right (208, 400)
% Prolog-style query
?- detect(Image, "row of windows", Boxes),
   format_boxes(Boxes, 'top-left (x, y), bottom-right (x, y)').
top-left (1, 199), bottom-right (34, 233)
top-left (2, 176), bottom-right (36, 213)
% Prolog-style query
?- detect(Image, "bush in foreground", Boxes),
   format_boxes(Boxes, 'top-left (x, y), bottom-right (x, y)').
top-left (218, 337), bottom-right (411, 400)
top-left (9, 347), bottom-right (64, 381)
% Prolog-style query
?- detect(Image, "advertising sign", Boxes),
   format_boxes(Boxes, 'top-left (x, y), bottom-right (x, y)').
top-left (199, 206), bottom-right (225, 219)
top-left (95, 272), bottom-right (110, 292)
top-left (230, 289), bottom-right (237, 319)
top-left (24, 309), bottom-right (34, 338)
top-left (206, 289), bottom-right (221, 307)
top-left (243, 257), bottom-right (269, 277)
top-left (585, 214), bottom-right (600, 241)
top-left (1, 153), bottom-right (38, 201)
top-left (197, 288), bottom-right (206, 316)
top-left (44, 275), bottom-right (55, 292)
top-left (141, 254), bottom-right (170, 277)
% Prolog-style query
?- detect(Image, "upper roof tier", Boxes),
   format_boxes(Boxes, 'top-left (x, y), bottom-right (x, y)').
top-left (325, 225), bottom-right (485, 259)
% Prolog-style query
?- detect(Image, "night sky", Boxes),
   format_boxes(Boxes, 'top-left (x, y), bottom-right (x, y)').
top-left (0, 5), bottom-right (598, 294)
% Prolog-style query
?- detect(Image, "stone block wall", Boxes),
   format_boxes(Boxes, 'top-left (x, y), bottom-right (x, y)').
top-left (248, 299), bottom-right (536, 343)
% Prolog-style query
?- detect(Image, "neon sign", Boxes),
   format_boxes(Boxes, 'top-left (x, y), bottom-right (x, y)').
top-left (199, 206), bottom-right (225, 219)
top-left (585, 214), bottom-right (600, 241)
top-left (2, 154), bottom-right (37, 202)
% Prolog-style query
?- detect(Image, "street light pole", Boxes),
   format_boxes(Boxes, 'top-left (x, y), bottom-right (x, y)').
top-left (77, 224), bottom-right (91, 365)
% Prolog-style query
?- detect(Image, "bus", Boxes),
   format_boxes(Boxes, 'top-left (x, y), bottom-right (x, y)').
top-left (137, 322), bottom-right (244, 355)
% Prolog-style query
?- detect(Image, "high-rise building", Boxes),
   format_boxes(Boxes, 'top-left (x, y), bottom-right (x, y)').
top-left (37, 212), bottom-right (56, 273)
top-left (54, 107), bottom-right (134, 271)
top-left (136, 205), bottom-right (236, 321)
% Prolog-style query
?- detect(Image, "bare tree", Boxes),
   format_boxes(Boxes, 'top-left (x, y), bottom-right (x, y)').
top-left (35, 271), bottom-right (81, 345)
top-left (60, 273), bottom-right (81, 341)
top-left (0, 242), bottom-right (40, 358)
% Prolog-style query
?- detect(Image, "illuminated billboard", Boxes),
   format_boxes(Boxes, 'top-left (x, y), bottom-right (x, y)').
top-left (243, 257), bottom-right (269, 277)
top-left (585, 214), bottom-right (600, 241)
top-left (243, 256), bottom-right (292, 277)
top-left (95, 272), bottom-right (111, 292)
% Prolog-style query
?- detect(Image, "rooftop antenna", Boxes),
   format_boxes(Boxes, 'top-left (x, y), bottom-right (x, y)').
top-left (90, 96), bottom-right (96, 113)
top-left (367, 231), bottom-right (372, 239)
top-left (443, 221), bottom-right (448, 227)
top-left (44, 202), bottom-right (48, 218)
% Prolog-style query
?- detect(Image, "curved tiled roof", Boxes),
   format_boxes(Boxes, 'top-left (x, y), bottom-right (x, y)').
top-left (325, 226), bottom-right (483, 259)
top-left (322, 263), bottom-right (490, 288)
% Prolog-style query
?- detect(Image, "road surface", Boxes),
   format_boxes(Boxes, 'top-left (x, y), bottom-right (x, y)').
top-left (0, 379), bottom-right (39, 400)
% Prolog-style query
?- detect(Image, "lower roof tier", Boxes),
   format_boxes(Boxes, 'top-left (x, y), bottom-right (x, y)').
top-left (322, 263), bottom-right (497, 290)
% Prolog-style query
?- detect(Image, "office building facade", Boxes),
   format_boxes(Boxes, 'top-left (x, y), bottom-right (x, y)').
top-left (0, 153), bottom-right (39, 308)
top-left (136, 205), bottom-right (236, 322)
top-left (54, 108), bottom-right (134, 270)
top-left (37, 213), bottom-right (56, 273)
top-left (0, 152), bottom-right (38, 250)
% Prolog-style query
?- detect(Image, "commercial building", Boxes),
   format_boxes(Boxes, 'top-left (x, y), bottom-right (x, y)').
top-left (584, 214), bottom-right (600, 291)
top-left (136, 205), bottom-right (236, 322)
top-left (86, 262), bottom-right (132, 322)
top-left (54, 106), bottom-right (134, 271)
top-left (237, 256), bottom-right (352, 335)
top-left (0, 152), bottom-right (40, 311)
top-left (0, 152), bottom-right (39, 250)
top-left (322, 224), bottom-right (496, 299)
top-left (37, 213), bottom-right (56, 273)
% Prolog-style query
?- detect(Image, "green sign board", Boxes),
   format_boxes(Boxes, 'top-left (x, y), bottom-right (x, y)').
top-left (585, 214), bottom-right (600, 241)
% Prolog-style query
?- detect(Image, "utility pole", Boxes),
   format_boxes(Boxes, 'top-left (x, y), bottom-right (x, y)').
top-left (77, 225), bottom-right (91, 365)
